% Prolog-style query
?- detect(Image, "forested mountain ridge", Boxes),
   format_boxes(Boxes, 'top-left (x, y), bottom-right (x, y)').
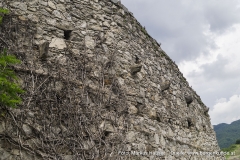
top-left (214, 119), bottom-right (240, 149)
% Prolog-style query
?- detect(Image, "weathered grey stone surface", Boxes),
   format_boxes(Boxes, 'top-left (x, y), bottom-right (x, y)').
top-left (0, 0), bottom-right (224, 159)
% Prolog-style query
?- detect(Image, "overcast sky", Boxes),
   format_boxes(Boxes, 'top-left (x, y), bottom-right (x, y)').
top-left (121, 0), bottom-right (240, 125)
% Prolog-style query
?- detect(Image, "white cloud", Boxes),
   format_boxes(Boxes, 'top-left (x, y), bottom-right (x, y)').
top-left (210, 95), bottom-right (240, 125)
top-left (122, 0), bottom-right (240, 62)
top-left (179, 24), bottom-right (240, 109)
top-left (180, 23), bottom-right (240, 79)
top-left (216, 98), bottom-right (227, 103)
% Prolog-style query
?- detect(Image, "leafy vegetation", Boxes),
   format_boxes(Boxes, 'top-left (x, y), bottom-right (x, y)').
top-left (236, 139), bottom-right (240, 144)
top-left (0, 8), bottom-right (9, 24)
top-left (214, 119), bottom-right (240, 149)
top-left (0, 49), bottom-right (24, 108)
top-left (0, 8), bottom-right (24, 109)
top-left (221, 144), bottom-right (240, 160)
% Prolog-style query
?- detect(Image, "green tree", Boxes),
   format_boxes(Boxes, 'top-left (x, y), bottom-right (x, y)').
top-left (0, 8), bottom-right (24, 108)
top-left (0, 8), bottom-right (9, 24)
top-left (236, 139), bottom-right (240, 144)
top-left (0, 50), bottom-right (24, 108)
top-left (0, 49), bottom-right (24, 108)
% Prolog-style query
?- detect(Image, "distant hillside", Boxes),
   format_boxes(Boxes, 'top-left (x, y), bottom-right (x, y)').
top-left (222, 144), bottom-right (240, 160)
top-left (214, 119), bottom-right (240, 149)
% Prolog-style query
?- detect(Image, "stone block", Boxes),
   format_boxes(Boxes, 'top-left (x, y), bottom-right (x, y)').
top-left (185, 95), bottom-right (193, 104)
top-left (130, 64), bottom-right (142, 75)
top-left (161, 81), bottom-right (170, 91)
top-left (85, 36), bottom-right (96, 49)
top-left (49, 38), bottom-right (67, 49)
top-left (22, 124), bottom-right (32, 136)
top-left (111, 0), bottom-right (120, 3)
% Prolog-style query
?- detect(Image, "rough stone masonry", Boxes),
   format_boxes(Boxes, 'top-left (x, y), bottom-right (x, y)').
top-left (0, 0), bottom-right (225, 159)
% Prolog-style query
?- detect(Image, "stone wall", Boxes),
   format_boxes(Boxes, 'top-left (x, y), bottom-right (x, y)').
top-left (0, 0), bottom-right (225, 159)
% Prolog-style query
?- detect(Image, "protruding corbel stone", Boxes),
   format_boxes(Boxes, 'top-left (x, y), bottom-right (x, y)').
top-left (56, 24), bottom-right (74, 31)
top-left (187, 117), bottom-right (194, 128)
top-left (130, 64), bottom-right (142, 75)
top-left (204, 107), bottom-right (209, 116)
top-left (111, 0), bottom-right (120, 4)
top-left (205, 107), bottom-right (209, 112)
top-left (99, 121), bottom-right (115, 134)
top-left (39, 41), bottom-right (49, 59)
top-left (161, 81), bottom-right (170, 91)
top-left (185, 95), bottom-right (193, 104)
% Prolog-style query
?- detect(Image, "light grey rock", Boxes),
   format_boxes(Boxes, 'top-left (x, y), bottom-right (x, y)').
top-left (23, 124), bottom-right (32, 136)
top-left (149, 108), bottom-right (157, 120)
top-left (161, 81), bottom-right (170, 91)
top-left (48, 1), bottom-right (56, 9)
top-left (168, 127), bottom-right (174, 137)
top-left (28, 7), bottom-right (37, 12)
top-left (56, 4), bottom-right (66, 12)
top-left (154, 133), bottom-right (160, 145)
top-left (105, 31), bottom-right (114, 45)
top-left (80, 21), bottom-right (87, 28)
top-left (18, 3), bottom-right (28, 11)
top-left (56, 24), bottom-right (74, 31)
top-left (56, 54), bottom-right (67, 65)
top-left (46, 18), bottom-right (56, 26)
top-left (10, 2), bottom-right (27, 11)
top-left (63, 155), bottom-right (73, 160)
top-left (39, 1), bottom-right (48, 6)
top-left (92, 3), bottom-right (101, 10)
top-left (100, 121), bottom-right (115, 133)
top-left (111, 0), bottom-right (120, 4)
top-left (90, 25), bottom-right (103, 31)
top-left (177, 98), bottom-right (182, 106)
top-left (102, 44), bottom-right (109, 53)
top-left (52, 127), bottom-right (61, 134)
top-left (49, 38), bottom-right (66, 49)
top-left (128, 104), bottom-right (138, 114)
top-left (33, 123), bottom-right (42, 132)
top-left (55, 81), bottom-right (64, 91)
top-left (85, 36), bottom-right (95, 49)
top-left (117, 77), bottom-right (124, 85)
top-left (160, 135), bottom-right (166, 146)
top-left (103, 21), bottom-right (110, 28)
top-left (126, 131), bottom-right (136, 142)
top-left (52, 10), bottom-right (63, 19)
top-left (27, 111), bottom-right (35, 118)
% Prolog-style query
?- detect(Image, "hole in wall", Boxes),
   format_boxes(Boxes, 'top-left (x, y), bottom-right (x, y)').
top-left (64, 30), bottom-right (72, 40)
top-left (203, 125), bottom-right (206, 131)
top-left (104, 131), bottom-right (111, 137)
top-left (187, 118), bottom-right (194, 128)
